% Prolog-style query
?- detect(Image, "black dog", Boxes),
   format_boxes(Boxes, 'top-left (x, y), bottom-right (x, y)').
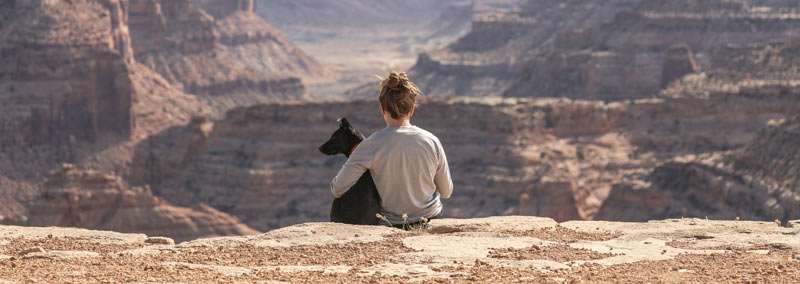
top-left (318, 118), bottom-right (381, 225)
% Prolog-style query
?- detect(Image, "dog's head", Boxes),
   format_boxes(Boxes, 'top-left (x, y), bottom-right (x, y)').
top-left (318, 118), bottom-right (365, 157)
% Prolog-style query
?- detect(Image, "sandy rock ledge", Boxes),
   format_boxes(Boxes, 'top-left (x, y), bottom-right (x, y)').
top-left (0, 216), bottom-right (798, 283)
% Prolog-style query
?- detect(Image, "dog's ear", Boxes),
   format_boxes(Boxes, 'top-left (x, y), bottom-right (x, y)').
top-left (338, 117), bottom-right (351, 128)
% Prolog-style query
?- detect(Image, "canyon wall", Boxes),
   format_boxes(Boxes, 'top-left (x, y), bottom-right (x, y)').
top-left (133, 92), bottom-right (800, 230)
top-left (27, 164), bottom-right (257, 242)
top-left (0, 0), bottom-right (135, 148)
top-left (735, 116), bottom-right (800, 193)
top-left (128, 0), bottom-right (322, 111)
top-left (0, 0), bottom-right (141, 222)
top-left (409, 0), bottom-right (800, 100)
top-left (2, 0), bottom-right (799, 240)
top-left (598, 115), bottom-right (800, 224)
top-left (0, 0), bottom-right (256, 241)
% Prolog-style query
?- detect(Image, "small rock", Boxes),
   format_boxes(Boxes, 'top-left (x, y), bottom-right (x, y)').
top-left (145, 237), bottom-right (175, 245)
top-left (793, 255), bottom-right (800, 261)
top-left (20, 247), bottom-right (46, 255)
top-left (769, 243), bottom-right (791, 250)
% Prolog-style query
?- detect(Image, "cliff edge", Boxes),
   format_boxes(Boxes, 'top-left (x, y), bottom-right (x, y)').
top-left (0, 216), bottom-right (798, 282)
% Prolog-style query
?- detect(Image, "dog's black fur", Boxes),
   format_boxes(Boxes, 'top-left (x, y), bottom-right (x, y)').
top-left (319, 118), bottom-right (381, 225)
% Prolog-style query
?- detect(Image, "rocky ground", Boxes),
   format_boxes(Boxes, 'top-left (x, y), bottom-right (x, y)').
top-left (0, 216), bottom-right (798, 283)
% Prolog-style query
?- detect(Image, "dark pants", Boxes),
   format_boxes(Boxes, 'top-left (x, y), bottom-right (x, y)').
top-left (391, 210), bottom-right (442, 230)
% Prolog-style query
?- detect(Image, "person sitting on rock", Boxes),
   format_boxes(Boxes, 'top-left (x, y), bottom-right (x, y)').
top-left (330, 72), bottom-right (453, 228)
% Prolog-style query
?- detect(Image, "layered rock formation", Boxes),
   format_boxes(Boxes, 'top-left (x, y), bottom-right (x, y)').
top-left (0, 0), bottom-right (140, 229)
top-left (662, 42), bottom-right (800, 99)
top-left (409, 0), bottom-right (800, 99)
top-left (598, 115), bottom-right (800, 224)
top-left (133, 91), bottom-right (800, 230)
top-left (0, 0), bottom-right (254, 241)
top-left (0, 0), bottom-right (135, 147)
top-left (736, 116), bottom-right (800, 193)
top-left (128, 0), bottom-right (323, 111)
top-left (26, 164), bottom-right (257, 242)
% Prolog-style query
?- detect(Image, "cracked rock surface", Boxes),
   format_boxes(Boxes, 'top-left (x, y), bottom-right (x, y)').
top-left (0, 216), bottom-right (798, 283)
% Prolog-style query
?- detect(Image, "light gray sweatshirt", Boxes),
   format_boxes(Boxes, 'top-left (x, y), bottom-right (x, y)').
top-left (330, 125), bottom-right (453, 224)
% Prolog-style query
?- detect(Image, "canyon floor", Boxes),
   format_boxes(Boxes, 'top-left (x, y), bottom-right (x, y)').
top-left (0, 216), bottom-right (798, 283)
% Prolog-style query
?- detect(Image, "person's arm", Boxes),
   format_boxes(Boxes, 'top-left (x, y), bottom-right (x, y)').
top-left (434, 140), bottom-right (453, 199)
top-left (330, 144), bottom-right (372, 198)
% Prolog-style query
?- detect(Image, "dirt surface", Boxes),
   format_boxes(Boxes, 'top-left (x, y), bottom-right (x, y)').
top-left (0, 217), bottom-right (798, 283)
top-left (489, 244), bottom-right (620, 262)
top-left (504, 226), bottom-right (622, 243)
top-left (1, 237), bottom-right (143, 256)
top-left (447, 250), bottom-right (800, 284)
top-left (159, 239), bottom-right (413, 267)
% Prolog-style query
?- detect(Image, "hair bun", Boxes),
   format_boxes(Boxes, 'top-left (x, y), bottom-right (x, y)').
top-left (384, 72), bottom-right (408, 91)
top-left (378, 71), bottom-right (422, 119)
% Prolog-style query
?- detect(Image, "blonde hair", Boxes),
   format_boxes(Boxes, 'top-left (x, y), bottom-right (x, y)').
top-left (378, 72), bottom-right (422, 119)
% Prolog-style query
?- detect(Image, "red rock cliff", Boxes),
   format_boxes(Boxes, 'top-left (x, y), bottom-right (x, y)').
top-left (0, 0), bottom-right (135, 146)
top-left (26, 164), bottom-right (257, 242)
top-left (127, 0), bottom-right (322, 112)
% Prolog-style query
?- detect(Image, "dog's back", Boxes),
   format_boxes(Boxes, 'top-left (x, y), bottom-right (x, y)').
top-left (330, 172), bottom-right (381, 225)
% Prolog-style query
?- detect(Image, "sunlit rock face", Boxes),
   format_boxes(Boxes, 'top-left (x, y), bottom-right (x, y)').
top-left (0, 0), bottom-right (248, 240)
top-left (0, 0), bottom-right (135, 147)
top-left (127, 0), bottom-right (322, 112)
top-left (0, 0), bottom-right (139, 225)
top-left (26, 164), bottom-right (257, 242)
top-left (598, 116), bottom-right (800, 224)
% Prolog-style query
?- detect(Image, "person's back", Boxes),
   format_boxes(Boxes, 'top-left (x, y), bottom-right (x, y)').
top-left (330, 72), bottom-right (453, 225)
